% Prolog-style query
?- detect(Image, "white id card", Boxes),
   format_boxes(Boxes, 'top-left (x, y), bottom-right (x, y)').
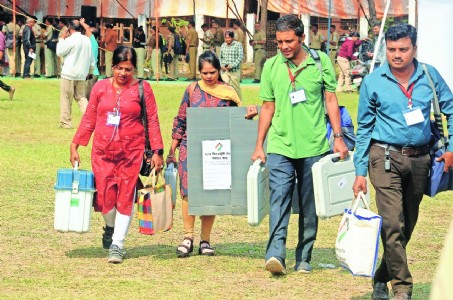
top-left (289, 89), bottom-right (307, 104)
top-left (403, 107), bottom-right (424, 126)
top-left (106, 111), bottom-right (121, 126)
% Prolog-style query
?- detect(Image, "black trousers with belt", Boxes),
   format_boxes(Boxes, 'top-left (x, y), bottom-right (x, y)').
top-left (369, 144), bottom-right (430, 295)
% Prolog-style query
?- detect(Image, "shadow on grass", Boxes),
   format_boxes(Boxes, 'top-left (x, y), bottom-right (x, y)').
top-left (65, 244), bottom-right (176, 259)
top-left (350, 282), bottom-right (432, 300)
top-left (351, 282), bottom-right (431, 300)
top-left (66, 243), bottom-right (336, 263)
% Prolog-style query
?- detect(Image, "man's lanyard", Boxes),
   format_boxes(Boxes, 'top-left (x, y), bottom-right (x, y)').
top-left (286, 62), bottom-right (304, 92)
top-left (397, 82), bottom-right (415, 109)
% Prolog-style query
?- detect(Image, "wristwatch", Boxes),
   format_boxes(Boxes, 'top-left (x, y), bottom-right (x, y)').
top-left (333, 133), bottom-right (344, 138)
top-left (153, 149), bottom-right (164, 155)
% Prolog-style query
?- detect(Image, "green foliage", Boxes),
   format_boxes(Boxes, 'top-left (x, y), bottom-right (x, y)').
top-left (166, 17), bottom-right (189, 29)
top-left (0, 78), bottom-right (450, 299)
top-left (383, 16), bottom-right (409, 32)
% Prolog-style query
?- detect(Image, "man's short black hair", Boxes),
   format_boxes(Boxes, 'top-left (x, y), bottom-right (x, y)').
top-left (330, 24), bottom-right (336, 29)
top-left (385, 23), bottom-right (417, 47)
top-left (69, 19), bottom-right (81, 31)
top-left (201, 23), bottom-right (208, 29)
top-left (232, 19), bottom-right (241, 27)
top-left (276, 14), bottom-right (304, 37)
top-left (189, 20), bottom-right (195, 27)
top-left (225, 30), bottom-right (235, 38)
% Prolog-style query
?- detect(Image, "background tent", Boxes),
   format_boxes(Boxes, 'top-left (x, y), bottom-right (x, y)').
top-left (0, 0), bottom-right (244, 19)
top-left (267, 0), bottom-right (408, 18)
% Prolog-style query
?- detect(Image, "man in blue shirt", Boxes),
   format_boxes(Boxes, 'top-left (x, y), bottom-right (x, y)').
top-left (353, 24), bottom-right (453, 300)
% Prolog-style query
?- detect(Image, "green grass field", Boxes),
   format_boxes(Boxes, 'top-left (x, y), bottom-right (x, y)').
top-left (0, 78), bottom-right (451, 299)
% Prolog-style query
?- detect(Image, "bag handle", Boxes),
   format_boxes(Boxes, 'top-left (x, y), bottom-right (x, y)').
top-left (348, 191), bottom-right (370, 213)
top-left (143, 168), bottom-right (166, 188)
top-left (139, 80), bottom-right (151, 153)
top-left (422, 63), bottom-right (447, 147)
top-left (252, 158), bottom-right (263, 167)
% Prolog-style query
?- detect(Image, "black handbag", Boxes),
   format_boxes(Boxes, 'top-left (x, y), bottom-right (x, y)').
top-left (138, 80), bottom-right (153, 176)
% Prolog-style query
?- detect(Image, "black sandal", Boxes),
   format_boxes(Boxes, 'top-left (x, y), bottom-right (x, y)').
top-left (198, 240), bottom-right (215, 256)
top-left (176, 237), bottom-right (193, 258)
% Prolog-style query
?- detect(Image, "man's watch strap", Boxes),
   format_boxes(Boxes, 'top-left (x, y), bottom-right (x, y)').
top-left (153, 149), bottom-right (164, 155)
top-left (333, 133), bottom-right (344, 138)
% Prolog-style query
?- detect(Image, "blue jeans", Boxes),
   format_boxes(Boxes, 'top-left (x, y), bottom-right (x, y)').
top-left (265, 153), bottom-right (324, 266)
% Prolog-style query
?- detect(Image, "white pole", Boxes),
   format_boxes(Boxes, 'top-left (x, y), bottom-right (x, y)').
top-left (246, 13), bottom-right (254, 62)
top-left (369, 0), bottom-right (390, 74)
top-left (408, 0), bottom-right (416, 26)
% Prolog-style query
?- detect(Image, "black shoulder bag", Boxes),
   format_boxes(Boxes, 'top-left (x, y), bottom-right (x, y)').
top-left (139, 80), bottom-right (153, 176)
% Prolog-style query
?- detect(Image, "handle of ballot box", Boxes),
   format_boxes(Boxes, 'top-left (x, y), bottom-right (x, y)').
top-left (72, 161), bottom-right (80, 193)
top-left (329, 151), bottom-right (353, 163)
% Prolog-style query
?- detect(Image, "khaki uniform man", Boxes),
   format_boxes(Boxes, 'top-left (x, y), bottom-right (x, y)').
top-left (103, 24), bottom-right (118, 77)
top-left (33, 22), bottom-right (43, 77)
top-left (309, 24), bottom-right (323, 50)
top-left (43, 19), bottom-right (57, 78)
top-left (2, 20), bottom-right (21, 76)
top-left (251, 23), bottom-right (266, 83)
top-left (327, 25), bottom-right (339, 66)
top-left (211, 19), bottom-right (224, 57)
top-left (186, 20), bottom-right (198, 80)
top-left (145, 28), bottom-right (162, 80)
top-left (200, 23), bottom-right (213, 53)
top-left (166, 27), bottom-right (178, 80)
top-left (233, 24), bottom-right (245, 50)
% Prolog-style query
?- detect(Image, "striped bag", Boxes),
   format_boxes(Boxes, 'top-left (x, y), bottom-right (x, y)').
top-left (137, 169), bottom-right (173, 235)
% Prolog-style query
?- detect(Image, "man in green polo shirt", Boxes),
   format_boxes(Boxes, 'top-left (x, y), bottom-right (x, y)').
top-left (252, 14), bottom-right (348, 276)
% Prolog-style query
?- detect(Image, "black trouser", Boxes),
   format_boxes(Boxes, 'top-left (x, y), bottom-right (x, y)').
top-left (23, 47), bottom-right (33, 77)
top-left (369, 144), bottom-right (430, 295)
top-left (0, 80), bottom-right (11, 92)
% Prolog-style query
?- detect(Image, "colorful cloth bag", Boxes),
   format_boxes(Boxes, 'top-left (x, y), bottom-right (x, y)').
top-left (137, 169), bottom-right (173, 235)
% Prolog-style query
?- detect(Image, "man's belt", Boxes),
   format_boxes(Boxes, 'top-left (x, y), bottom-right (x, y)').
top-left (254, 47), bottom-right (264, 50)
top-left (373, 142), bottom-right (430, 156)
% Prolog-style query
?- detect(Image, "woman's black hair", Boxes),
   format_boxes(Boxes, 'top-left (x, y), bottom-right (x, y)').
top-left (198, 51), bottom-right (223, 82)
top-left (112, 46), bottom-right (137, 68)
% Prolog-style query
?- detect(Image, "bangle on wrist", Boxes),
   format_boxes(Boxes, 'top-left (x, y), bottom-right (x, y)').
top-left (333, 133), bottom-right (344, 138)
top-left (167, 154), bottom-right (174, 158)
top-left (153, 149), bottom-right (164, 155)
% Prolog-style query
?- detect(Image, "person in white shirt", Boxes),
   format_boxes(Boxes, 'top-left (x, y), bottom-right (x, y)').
top-left (56, 19), bottom-right (94, 129)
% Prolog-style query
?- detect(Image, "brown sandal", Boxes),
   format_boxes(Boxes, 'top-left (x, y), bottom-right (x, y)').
top-left (176, 237), bottom-right (193, 258)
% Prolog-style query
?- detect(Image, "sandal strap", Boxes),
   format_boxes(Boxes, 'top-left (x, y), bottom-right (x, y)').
top-left (177, 237), bottom-right (193, 254)
top-left (199, 240), bottom-right (214, 251)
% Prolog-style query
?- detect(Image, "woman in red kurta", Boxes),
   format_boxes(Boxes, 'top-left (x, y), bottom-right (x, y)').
top-left (70, 46), bottom-right (164, 263)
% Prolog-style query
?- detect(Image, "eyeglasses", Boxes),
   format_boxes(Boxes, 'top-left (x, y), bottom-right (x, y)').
top-left (113, 65), bottom-right (134, 73)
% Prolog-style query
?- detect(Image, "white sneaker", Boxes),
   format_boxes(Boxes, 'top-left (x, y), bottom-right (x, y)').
top-left (265, 257), bottom-right (286, 275)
